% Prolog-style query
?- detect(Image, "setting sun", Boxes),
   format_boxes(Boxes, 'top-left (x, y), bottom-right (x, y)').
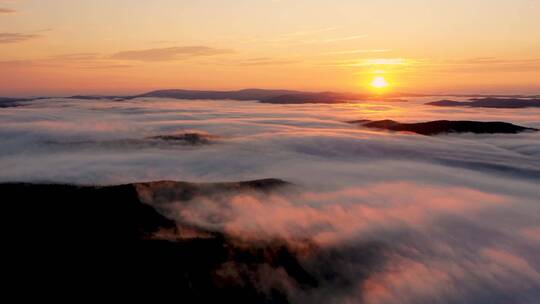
top-left (370, 76), bottom-right (389, 89)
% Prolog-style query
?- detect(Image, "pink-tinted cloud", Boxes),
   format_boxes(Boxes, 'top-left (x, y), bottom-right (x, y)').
top-left (163, 182), bottom-right (506, 245)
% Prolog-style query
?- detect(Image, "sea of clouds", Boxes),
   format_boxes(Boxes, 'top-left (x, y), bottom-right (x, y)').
top-left (1, 97), bottom-right (539, 303)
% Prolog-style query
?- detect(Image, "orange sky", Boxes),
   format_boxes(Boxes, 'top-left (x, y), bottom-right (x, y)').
top-left (1, 0), bottom-right (540, 96)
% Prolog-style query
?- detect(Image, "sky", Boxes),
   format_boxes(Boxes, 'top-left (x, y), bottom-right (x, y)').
top-left (1, 0), bottom-right (540, 96)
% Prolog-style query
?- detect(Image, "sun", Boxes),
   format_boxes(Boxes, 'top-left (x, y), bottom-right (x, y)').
top-left (370, 76), bottom-right (389, 89)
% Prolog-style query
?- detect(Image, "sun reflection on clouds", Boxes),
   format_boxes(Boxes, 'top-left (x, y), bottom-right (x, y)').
top-left (347, 102), bottom-right (406, 121)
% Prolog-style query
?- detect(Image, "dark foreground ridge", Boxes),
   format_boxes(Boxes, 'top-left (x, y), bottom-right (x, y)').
top-left (2, 180), bottom-right (384, 302)
top-left (427, 98), bottom-right (540, 109)
top-left (349, 119), bottom-right (538, 135)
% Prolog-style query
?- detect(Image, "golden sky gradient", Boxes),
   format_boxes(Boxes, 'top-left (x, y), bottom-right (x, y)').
top-left (1, 0), bottom-right (540, 96)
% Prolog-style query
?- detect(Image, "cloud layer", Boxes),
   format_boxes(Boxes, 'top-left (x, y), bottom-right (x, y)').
top-left (0, 97), bottom-right (539, 302)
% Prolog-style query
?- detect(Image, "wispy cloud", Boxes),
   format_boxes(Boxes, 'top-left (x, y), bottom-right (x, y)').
top-left (150, 40), bottom-right (177, 45)
top-left (428, 57), bottom-right (540, 73)
top-left (324, 49), bottom-right (392, 55)
top-left (0, 59), bottom-right (62, 69)
top-left (249, 28), bottom-right (368, 46)
top-left (326, 58), bottom-right (413, 68)
top-left (362, 58), bottom-right (408, 66)
top-left (0, 53), bottom-right (133, 69)
top-left (280, 27), bottom-right (338, 37)
top-left (0, 8), bottom-right (16, 14)
top-left (110, 46), bottom-right (235, 62)
top-left (79, 64), bottom-right (133, 70)
top-left (0, 32), bottom-right (41, 43)
top-left (234, 57), bottom-right (299, 66)
top-left (50, 53), bottom-right (102, 61)
top-left (322, 34), bottom-right (367, 43)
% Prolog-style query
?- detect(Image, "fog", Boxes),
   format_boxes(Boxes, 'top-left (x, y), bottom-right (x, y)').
top-left (1, 97), bottom-right (539, 303)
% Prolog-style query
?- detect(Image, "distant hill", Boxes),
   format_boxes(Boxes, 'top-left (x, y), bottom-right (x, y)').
top-left (5, 91), bottom-right (540, 107)
top-left (260, 92), bottom-right (351, 104)
top-left (1, 88), bottom-right (391, 105)
top-left (135, 88), bottom-right (305, 101)
top-left (0, 97), bottom-right (34, 108)
top-left (427, 98), bottom-right (540, 109)
top-left (1, 88), bottom-right (420, 106)
top-left (136, 89), bottom-right (372, 104)
top-left (68, 95), bottom-right (127, 100)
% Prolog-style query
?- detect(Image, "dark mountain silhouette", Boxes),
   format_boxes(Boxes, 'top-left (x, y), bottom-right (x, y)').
top-left (349, 119), bottom-right (538, 135)
top-left (135, 88), bottom-right (305, 101)
top-left (136, 89), bottom-right (372, 104)
top-left (0, 97), bottom-right (34, 108)
top-left (2, 179), bottom-right (385, 302)
top-left (260, 92), bottom-right (353, 104)
top-left (68, 95), bottom-right (127, 100)
top-left (1, 89), bottom-right (365, 105)
top-left (4, 91), bottom-right (540, 107)
top-left (427, 98), bottom-right (540, 109)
